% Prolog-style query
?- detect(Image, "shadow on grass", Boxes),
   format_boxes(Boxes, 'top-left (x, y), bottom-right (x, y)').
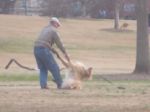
top-left (94, 73), bottom-right (150, 82)
top-left (100, 28), bottom-right (135, 33)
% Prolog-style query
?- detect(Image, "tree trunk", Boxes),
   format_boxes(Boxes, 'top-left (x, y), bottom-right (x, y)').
top-left (134, 0), bottom-right (150, 74)
top-left (24, 0), bottom-right (27, 15)
top-left (114, 0), bottom-right (120, 30)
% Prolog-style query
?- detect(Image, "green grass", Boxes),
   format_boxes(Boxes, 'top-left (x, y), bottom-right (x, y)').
top-left (1, 73), bottom-right (150, 99)
top-left (0, 73), bottom-right (38, 81)
top-left (0, 71), bottom-right (66, 82)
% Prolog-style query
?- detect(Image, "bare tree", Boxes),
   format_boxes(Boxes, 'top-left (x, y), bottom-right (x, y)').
top-left (41, 0), bottom-right (111, 18)
top-left (114, 0), bottom-right (120, 29)
top-left (134, 0), bottom-right (150, 74)
top-left (0, 0), bottom-right (16, 14)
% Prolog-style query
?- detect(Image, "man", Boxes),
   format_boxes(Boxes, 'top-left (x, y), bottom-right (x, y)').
top-left (34, 17), bottom-right (70, 89)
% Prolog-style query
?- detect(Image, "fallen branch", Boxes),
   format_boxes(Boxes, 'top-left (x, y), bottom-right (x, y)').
top-left (4, 49), bottom-right (62, 71)
top-left (5, 59), bottom-right (36, 71)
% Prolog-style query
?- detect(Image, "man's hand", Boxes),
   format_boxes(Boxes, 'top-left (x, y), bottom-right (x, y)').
top-left (64, 53), bottom-right (70, 62)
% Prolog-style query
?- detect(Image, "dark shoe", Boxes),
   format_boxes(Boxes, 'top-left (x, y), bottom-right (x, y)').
top-left (41, 86), bottom-right (49, 89)
top-left (52, 79), bottom-right (62, 89)
top-left (57, 85), bottom-right (62, 89)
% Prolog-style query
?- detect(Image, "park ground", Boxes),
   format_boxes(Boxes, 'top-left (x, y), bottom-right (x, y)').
top-left (0, 15), bottom-right (150, 112)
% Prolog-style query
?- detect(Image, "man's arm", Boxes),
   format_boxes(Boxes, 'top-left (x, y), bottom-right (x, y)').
top-left (53, 32), bottom-right (70, 62)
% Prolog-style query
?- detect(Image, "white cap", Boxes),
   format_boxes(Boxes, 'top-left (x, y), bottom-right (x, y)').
top-left (50, 17), bottom-right (61, 26)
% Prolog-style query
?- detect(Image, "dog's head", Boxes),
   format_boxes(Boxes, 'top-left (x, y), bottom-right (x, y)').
top-left (72, 61), bottom-right (93, 80)
top-left (83, 67), bottom-right (93, 80)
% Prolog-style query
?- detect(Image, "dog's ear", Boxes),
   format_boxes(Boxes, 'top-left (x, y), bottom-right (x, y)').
top-left (87, 67), bottom-right (92, 74)
top-left (87, 67), bottom-right (92, 80)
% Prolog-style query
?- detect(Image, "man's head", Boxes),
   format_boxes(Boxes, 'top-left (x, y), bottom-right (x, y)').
top-left (50, 17), bottom-right (61, 28)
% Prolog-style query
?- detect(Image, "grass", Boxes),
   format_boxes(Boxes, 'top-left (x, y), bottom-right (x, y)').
top-left (1, 71), bottom-right (150, 96)
top-left (0, 36), bottom-right (34, 53)
top-left (0, 73), bottom-right (38, 81)
top-left (0, 73), bottom-right (150, 112)
top-left (0, 14), bottom-right (137, 74)
top-left (0, 15), bottom-right (136, 53)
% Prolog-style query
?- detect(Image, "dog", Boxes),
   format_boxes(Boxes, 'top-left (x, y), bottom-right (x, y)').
top-left (120, 23), bottom-right (129, 30)
top-left (52, 48), bottom-right (92, 90)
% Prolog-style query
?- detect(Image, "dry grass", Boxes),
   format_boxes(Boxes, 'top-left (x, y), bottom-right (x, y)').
top-left (0, 14), bottom-right (137, 74)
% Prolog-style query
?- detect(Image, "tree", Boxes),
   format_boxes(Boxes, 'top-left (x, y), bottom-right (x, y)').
top-left (0, 0), bottom-right (16, 14)
top-left (114, 0), bottom-right (120, 29)
top-left (134, 0), bottom-right (150, 74)
top-left (23, 0), bottom-right (27, 15)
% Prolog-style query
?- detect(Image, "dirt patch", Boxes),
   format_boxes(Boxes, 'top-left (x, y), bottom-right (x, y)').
top-left (95, 73), bottom-right (150, 81)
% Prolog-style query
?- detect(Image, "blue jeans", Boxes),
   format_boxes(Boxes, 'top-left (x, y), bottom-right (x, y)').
top-left (34, 46), bottom-right (62, 88)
